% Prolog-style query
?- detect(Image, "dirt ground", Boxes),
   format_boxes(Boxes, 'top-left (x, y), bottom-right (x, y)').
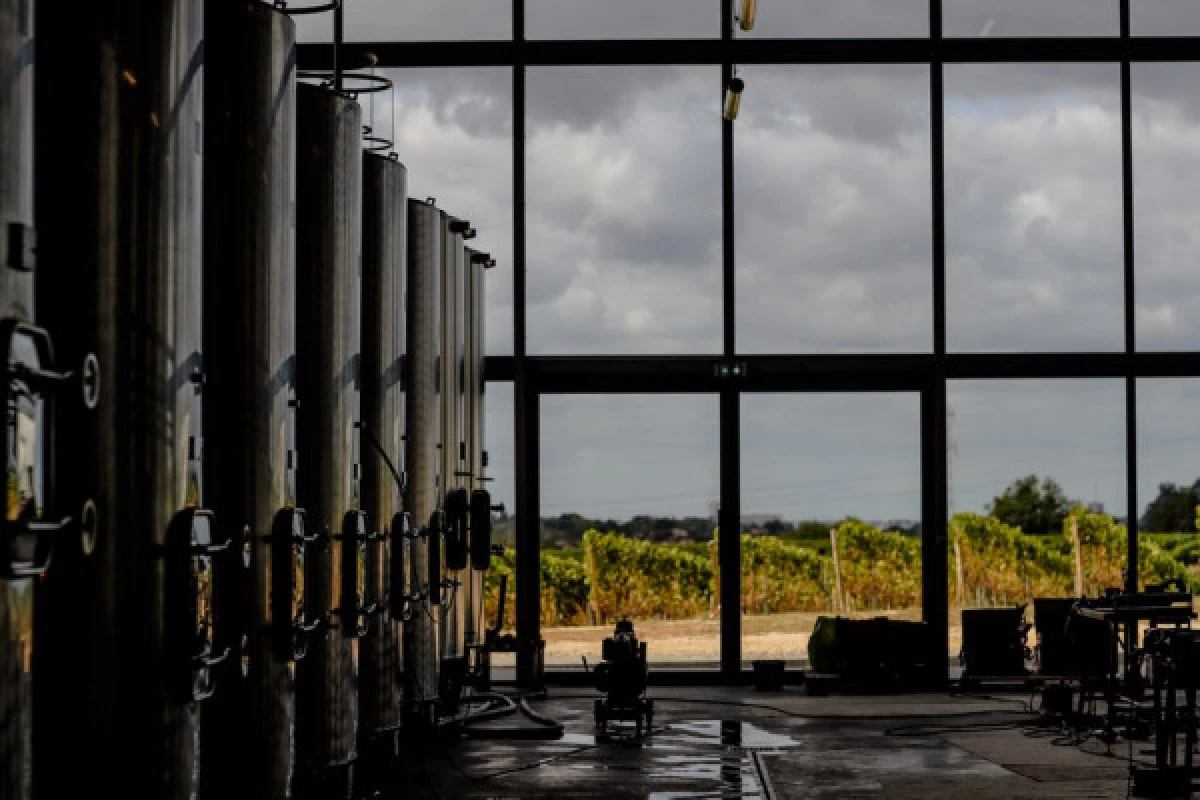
top-left (513, 609), bottom-right (964, 667)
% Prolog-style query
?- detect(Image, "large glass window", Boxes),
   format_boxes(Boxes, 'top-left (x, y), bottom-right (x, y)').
top-left (947, 379), bottom-right (1126, 658)
top-left (943, 1), bottom-right (1119, 37)
top-left (1137, 380), bottom-right (1200, 604)
top-left (1133, 1), bottom-right (1200, 36)
top-left (737, 0), bottom-right (927, 38)
top-left (945, 64), bottom-right (1124, 353)
top-left (1133, 64), bottom-right (1200, 351)
top-left (526, 66), bottom-right (723, 355)
top-left (735, 64), bottom-right (932, 354)
top-left (293, 0), bottom-right (511, 42)
top-left (1138, 379), bottom-right (1200, 541)
top-left (526, 0), bottom-right (720, 39)
top-left (740, 394), bottom-right (922, 666)
top-left (540, 394), bottom-right (720, 668)
top-left (375, 68), bottom-right (514, 355)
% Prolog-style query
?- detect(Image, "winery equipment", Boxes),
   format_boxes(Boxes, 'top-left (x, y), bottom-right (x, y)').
top-left (294, 82), bottom-right (365, 797)
top-left (0, 1), bottom-right (79, 796)
top-left (358, 151), bottom-right (409, 770)
top-left (594, 620), bottom-right (654, 736)
top-left (439, 213), bottom-right (471, 711)
top-left (464, 247), bottom-right (496, 688)
top-left (404, 198), bottom-right (443, 724)
top-left (34, 2), bottom-right (218, 797)
top-left (959, 607), bottom-right (1030, 679)
top-left (201, 3), bottom-right (306, 797)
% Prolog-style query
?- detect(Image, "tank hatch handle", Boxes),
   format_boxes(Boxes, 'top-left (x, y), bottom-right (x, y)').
top-left (469, 489), bottom-right (495, 573)
top-left (271, 507), bottom-right (320, 661)
top-left (331, 510), bottom-right (373, 638)
top-left (0, 320), bottom-right (84, 579)
top-left (389, 511), bottom-right (419, 620)
top-left (426, 510), bottom-right (444, 606)
top-left (165, 508), bottom-right (230, 703)
top-left (444, 488), bottom-right (469, 571)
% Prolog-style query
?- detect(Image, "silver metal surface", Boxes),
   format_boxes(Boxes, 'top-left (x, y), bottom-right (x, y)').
top-left (294, 82), bottom-right (362, 772)
top-left (358, 152), bottom-right (406, 740)
top-left (201, 4), bottom-right (298, 797)
top-left (0, 0), bottom-right (36, 795)
top-left (30, 5), bottom-right (122, 797)
top-left (404, 199), bottom-right (441, 712)
top-left (463, 248), bottom-right (487, 655)
top-left (37, 2), bottom-right (206, 797)
top-left (440, 219), bottom-right (466, 665)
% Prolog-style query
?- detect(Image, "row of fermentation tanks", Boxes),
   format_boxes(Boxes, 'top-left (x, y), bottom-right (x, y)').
top-left (0, 1), bottom-right (499, 798)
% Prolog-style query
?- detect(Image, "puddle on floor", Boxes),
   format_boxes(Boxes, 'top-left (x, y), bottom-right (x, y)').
top-left (658, 720), bottom-right (801, 751)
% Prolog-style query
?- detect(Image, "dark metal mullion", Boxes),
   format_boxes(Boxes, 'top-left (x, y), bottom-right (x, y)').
top-left (718, 0), bottom-right (742, 681)
top-left (298, 36), bottom-right (1200, 71)
top-left (512, 0), bottom-right (541, 687)
top-left (924, 0), bottom-right (950, 685)
top-left (1120, 0), bottom-right (1139, 593)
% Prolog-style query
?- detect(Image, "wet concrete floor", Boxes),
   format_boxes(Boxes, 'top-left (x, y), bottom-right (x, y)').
top-left (388, 688), bottom-right (1139, 799)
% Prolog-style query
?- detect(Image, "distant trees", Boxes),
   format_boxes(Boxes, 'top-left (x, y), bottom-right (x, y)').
top-left (987, 475), bottom-right (1070, 535)
top-left (1140, 481), bottom-right (1200, 533)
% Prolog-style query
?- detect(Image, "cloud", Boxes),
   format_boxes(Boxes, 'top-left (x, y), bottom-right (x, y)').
top-left (949, 380), bottom-right (1127, 517)
top-left (292, 4), bottom-right (1200, 520)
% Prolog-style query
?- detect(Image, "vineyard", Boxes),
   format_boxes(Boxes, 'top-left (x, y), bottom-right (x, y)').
top-left (485, 508), bottom-right (1198, 629)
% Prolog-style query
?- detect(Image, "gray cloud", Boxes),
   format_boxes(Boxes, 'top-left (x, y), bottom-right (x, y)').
top-left (540, 394), bottom-right (720, 518)
top-left (294, 0), bottom-right (510, 42)
top-left (949, 380), bottom-right (1127, 517)
top-left (945, 63), bottom-right (1125, 352)
top-left (742, 393), bottom-right (922, 522)
top-left (293, 3), bottom-right (1200, 521)
top-left (943, 0), bottom-right (1118, 37)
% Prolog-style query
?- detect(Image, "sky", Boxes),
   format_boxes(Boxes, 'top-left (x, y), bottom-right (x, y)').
top-left (299, 4), bottom-right (1200, 523)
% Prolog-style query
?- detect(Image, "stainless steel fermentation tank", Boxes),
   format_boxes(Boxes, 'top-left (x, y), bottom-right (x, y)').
top-left (438, 214), bottom-right (471, 705)
top-left (34, 1), bottom-right (216, 798)
top-left (463, 247), bottom-right (493, 674)
top-left (0, 2), bottom-right (54, 797)
top-left (201, 3), bottom-right (304, 798)
top-left (404, 198), bottom-right (443, 721)
top-left (294, 82), bottom-right (365, 797)
top-left (358, 153), bottom-right (408, 765)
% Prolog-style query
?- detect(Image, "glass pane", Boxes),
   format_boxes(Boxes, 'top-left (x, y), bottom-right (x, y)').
top-left (735, 65), bottom-right (932, 354)
top-left (526, 0), bottom-right (720, 39)
top-left (943, 0), bottom-right (1119, 36)
top-left (1138, 379), bottom-right (1200, 536)
top-left (738, 0), bottom-right (927, 38)
top-left (948, 380), bottom-right (1126, 662)
top-left (1133, 0), bottom-right (1200, 35)
top-left (740, 394), bottom-right (922, 667)
top-left (540, 394), bottom-right (720, 668)
top-left (1134, 64), bottom-right (1200, 351)
top-left (374, 68), bottom-right (513, 355)
top-left (293, 0), bottom-right (511, 42)
top-left (946, 64), bottom-right (1124, 353)
top-left (526, 66), bottom-right (722, 355)
top-left (483, 382), bottom-right (516, 666)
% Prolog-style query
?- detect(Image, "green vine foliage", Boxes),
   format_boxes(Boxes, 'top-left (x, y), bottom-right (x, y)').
top-left (480, 515), bottom-right (1195, 630)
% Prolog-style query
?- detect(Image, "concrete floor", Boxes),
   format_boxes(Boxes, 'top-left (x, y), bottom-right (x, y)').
top-left (382, 688), bottom-right (1151, 799)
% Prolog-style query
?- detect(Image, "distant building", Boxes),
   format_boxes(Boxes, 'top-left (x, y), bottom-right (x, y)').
top-left (707, 503), bottom-right (782, 530)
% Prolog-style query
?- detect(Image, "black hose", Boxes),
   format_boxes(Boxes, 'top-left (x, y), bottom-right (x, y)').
top-left (456, 692), bottom-right (565, 741)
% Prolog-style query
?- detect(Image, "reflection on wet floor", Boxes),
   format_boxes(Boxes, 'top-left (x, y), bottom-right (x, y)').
top-left (405, 691), bottom-right (1129, 799)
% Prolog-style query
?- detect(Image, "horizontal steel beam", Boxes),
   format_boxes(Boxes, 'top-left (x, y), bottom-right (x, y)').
top-left (484, 352), bottom-right (1200, 393)
top-left (300, 36), bottom-right (1200, 70)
